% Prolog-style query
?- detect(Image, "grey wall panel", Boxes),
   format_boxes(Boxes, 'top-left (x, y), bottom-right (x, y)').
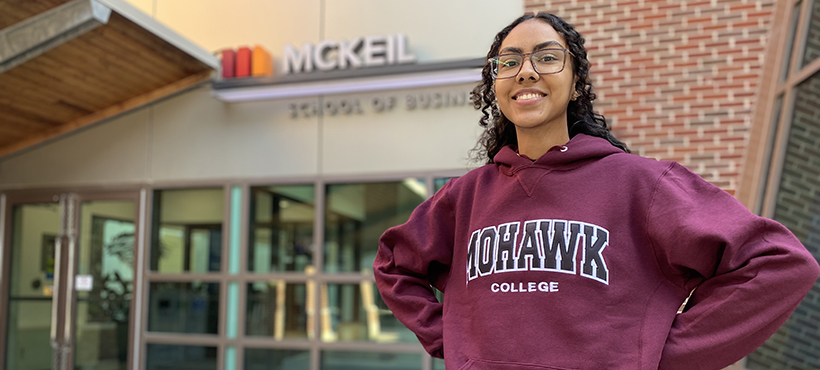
top-left (149, 87), bottom-right (321, 181)
top-left (320, 83), bottom-right (483, 176)
top-left (0, 107), bottom-right (151, 188)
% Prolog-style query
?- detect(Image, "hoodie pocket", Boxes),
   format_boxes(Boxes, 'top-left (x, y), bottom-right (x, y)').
top-left (457, 358), bottom-right (578, 370)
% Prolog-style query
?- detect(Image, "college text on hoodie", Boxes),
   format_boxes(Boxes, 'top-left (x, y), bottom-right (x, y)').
top-left (374, 133), bottom-right (820, 370)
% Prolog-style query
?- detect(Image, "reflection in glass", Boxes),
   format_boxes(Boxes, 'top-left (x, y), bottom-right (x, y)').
top-left (147, 282), bottom-right (219, 334)
top-left (781, 1), bottom-right (803, 82)
top-left (244, 348), bottom-right (310, 370)
top-left (150, 188), bottom-right (223, 273)
top-left (433, 357), bottom-right (445, 370)
top-left (321, 283), bottom-right (415, 343)
top-left (434, 177), bottom-right (455, 193)
top-left (5, 204), bottom-right (59, 370)
top-left (249, 185), bottom-right (315, 273)
top-left (324, 179), bottom-right (427, 273)
top-left (801, 0), bottom-right (820, 67)
top-left (146, 344), bottom-right (217, 370)
top-left (246, 282), bottom-right (308, 339)
top-left (6, 300), bottom-right (53, 370)
top-left (75, 200), bottom-right (136, 370)
top-left (748, 71), bottom-right (820, 370)
top-left (321, 351), bottom-right (420, 370)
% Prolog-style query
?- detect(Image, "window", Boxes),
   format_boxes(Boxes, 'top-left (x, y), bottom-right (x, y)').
top-left (150, 188), bottom-right (224, 273)
top-left (140, 175), bottom-right (464, 370)
top-left (324, 179), bottom-right (427, 273)
top-left (747, 1), bottom-right (820, 368)
top-left (249, 185), bottom-right (315, 273)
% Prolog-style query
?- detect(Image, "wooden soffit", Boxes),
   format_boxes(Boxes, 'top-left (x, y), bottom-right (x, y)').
top-left (0, 0), bottom-right (219, 158)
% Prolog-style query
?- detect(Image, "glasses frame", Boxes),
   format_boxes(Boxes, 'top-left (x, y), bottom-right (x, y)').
top-left (488, 48), bottom-right (574, 80)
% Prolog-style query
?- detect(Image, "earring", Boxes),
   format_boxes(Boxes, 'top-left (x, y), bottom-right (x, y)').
top-left (571, 91), bottom-right (580, 101)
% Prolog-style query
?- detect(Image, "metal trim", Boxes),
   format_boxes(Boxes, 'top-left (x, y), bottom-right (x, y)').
top-left (313, 179), bottom-right (325, 345)
top-left (0, 168), bottom-right (472, 193)
top-left (132, 188), bottom-right (148, 370)
top-left (0, 194), bottom-right (6, 370)
top-left (143, 272), bottom-right (227, 282)
top-left (0, 195), bottom-right (5, 363)
top-left (51, 196), bottom-right (66, 358)
top-left (791, 0), bottom-right (816, 74)
top-left (62, 194), bottom-right (77, 346)
top-left (753, 94), bottom-right (785, 215)
top-left (213, 58), bottom-right (485, 89)
top-left (142, 332), bottom-right (224, 345)
top-left (0, 0), bottom-right (112, 72)
top-left (213, 67), bottom-right (483, 102)
top-left (139, 189), bottom-right (154, 369)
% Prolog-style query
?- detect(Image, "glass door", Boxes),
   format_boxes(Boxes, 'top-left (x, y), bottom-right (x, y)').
top-left (2, 191), bottom-right (140, 370)
top-left (3, 196), bottom-right (63, 370)
top-left (73, 197), bottom-right (137, 370)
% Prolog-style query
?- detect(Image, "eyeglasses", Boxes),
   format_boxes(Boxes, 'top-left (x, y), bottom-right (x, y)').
top-left (488, 49), bottom-right (572, 79)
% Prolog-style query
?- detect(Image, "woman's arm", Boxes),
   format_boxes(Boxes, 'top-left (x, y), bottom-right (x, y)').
top-left (373, 182), bottom-right (456, 358)
top-left (646, 163), bottom-right (820, 370)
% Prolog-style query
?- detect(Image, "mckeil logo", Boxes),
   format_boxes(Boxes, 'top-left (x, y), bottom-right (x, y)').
top-left (283, 34), bottom-right (416, 74)
top-left (219, 34), bottom-right (418, 80)
top-left (220, 46), bottom-right (273, 79)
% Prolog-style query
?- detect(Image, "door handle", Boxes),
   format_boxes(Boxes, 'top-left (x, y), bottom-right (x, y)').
top-left (49, 235), bottom-right (62, 348)
top-left (50, 195), bottom-right (66, 370)
top-left (63, 195), bottom-right (77, 347)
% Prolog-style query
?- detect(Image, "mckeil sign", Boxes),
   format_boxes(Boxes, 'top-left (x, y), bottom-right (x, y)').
top-left (283, 34), bottom-right (416, 74)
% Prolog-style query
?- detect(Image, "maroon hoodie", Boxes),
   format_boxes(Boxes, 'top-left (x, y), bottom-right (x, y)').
top-left (374, 133), bottom-right (820, 370)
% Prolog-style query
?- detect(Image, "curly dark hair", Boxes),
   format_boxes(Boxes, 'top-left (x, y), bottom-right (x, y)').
top-left (470, 12), bottom-right (629, 164)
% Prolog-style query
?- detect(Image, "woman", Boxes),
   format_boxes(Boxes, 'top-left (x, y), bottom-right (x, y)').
top-left (374, 13), bottom-right (819, 370)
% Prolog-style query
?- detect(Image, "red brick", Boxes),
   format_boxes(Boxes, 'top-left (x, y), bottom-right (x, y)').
top-left (630, 21), bottom-right (657, 30)
top-left (730, 3), bottom-right (758, 12)
top-left (643, 13), bottom-right (669, 21)
top-left (703, 22), bottom-right (732, 31)
top-left (688, 0), bottom-right (714, 7)
top-left (524, 0), bottom-right (772, 191)
top-left (732, 20), bottom-right (761, 29)
top-left (686, 15), bottom-right (714, 25)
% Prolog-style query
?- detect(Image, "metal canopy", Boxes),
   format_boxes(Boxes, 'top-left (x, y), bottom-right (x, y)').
top-left (0, 0), bottom-right (218, 158)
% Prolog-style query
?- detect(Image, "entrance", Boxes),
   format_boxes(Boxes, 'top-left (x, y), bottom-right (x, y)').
top-left (1, 191), bottom-right (141, 370)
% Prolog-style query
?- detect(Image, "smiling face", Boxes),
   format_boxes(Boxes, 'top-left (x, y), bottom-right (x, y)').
top-left (494, 19), bottom-right (576, 134)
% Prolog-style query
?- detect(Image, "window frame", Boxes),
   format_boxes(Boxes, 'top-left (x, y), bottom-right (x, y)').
top-left (136, 170), bottom-right (466, 370)
top-left (740, 0), bottom-right (820, 217)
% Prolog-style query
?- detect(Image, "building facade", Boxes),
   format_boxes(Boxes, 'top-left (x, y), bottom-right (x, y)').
top-left (0, 0), bottom-right (817, 369)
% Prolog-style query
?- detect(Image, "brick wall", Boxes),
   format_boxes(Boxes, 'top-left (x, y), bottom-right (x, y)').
top-left (745, 69), bottom-right (820, 370)
top-left (520, 1), bottom-right (819, 369)
top-left (524, 0), bottom-right (776, 191)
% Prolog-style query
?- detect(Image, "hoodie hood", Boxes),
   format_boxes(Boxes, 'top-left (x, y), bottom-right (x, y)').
top-left (494, 133), bottom-right (624, 176)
